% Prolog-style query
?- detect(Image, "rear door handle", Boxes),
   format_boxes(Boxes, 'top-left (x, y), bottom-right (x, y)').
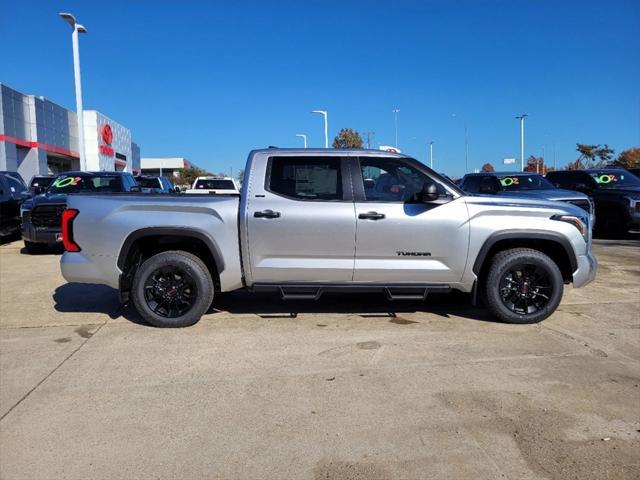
top-left (254, 209), bottom-right (281, 219)
top-left (358, 211), bottom-right (385, 220)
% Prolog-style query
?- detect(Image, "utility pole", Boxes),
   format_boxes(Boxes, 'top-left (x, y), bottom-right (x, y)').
top-left (516, 114), bottom-right (528, 172)
top-left (364, 131), bottom-right (375, 149)
top-left (295, 134), bottom-right (307, 148)
top-left (392, 108), bottom-right (400, 148)
top-left (429, 141), bottom-right (434, 169)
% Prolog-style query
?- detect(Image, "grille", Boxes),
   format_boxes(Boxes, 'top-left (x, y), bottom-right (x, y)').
top-left (31, 204), bottom-right (65, 229)
top-left (564, 199), bottom-right (591, 214)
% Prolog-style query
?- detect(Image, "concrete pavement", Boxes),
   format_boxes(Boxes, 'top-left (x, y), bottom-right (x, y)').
top-left (0, 238), bottom-right (638, 479)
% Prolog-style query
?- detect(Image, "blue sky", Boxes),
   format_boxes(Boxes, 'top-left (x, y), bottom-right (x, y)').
top-left (2, 0), bottom-right (639, 177)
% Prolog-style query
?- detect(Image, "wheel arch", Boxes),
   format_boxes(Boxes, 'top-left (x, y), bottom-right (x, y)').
top-left (473, 230), bottom-right (577, 285)
top-left (117, 227), bottom-right (225, 294)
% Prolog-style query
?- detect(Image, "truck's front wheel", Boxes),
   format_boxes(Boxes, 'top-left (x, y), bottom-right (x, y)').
top-left (484, 248), bottom-right (563, 324)
top-left (131, 250), bottom-right (214, 327)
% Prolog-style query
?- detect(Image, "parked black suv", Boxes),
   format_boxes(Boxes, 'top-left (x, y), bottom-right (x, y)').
top-left (134, 175), bottom-right (176, 193)
top-left (21, 171), bottom-right (140, 252)
top-left (459, 172), bottom-right (593, 215)
top-left (0, 171), bottom-right (30, 239)
top-left (546, 169), bottom-right (640, 236)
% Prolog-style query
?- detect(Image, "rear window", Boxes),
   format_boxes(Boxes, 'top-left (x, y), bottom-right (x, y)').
top-left (135, 177), bottom-right (161, 189)
top-left (48, 175), bottom-right (123, 194)
top-left (267, 156), bottom-right (343, 200)
top-left (31, 177), bottom-right (54, 188)
top-left (194, 179), bottom-right (236, 190)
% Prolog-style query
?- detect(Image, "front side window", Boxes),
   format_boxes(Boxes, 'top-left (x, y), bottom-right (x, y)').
top-left (268, 157), bottom-right (343, 200)
top-left (359, 157), bottom-right (446, 202)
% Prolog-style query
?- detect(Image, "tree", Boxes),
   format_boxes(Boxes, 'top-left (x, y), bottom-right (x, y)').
top-left (525, 155), bottom-right (545, 173)
top-left (174, 166), bottom-right (211, 186)
top-left (236, 168), bottom-right (245, 184)
top-left (481, 163), bottom-right (495, 172)
top-left (565, 159), bottom-right (585, 170)
top-left (575, 143), bottom-right (615, 168)
top-left (332, 128), bottom-right (364, 149)
top-left (594, 144), bottom-right (614, 165)
top-left (614, 147), bottom-right (640, 169)
top-left (576, 144), bottom-right (598, 165)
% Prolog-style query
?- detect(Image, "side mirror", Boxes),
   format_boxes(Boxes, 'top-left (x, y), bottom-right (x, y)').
top-left (34, 186), bottom-right (45, 195)
top-left (420, 181), bottom-right (439, 202)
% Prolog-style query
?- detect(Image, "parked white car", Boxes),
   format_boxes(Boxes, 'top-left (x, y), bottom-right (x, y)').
top-left (185, 177), bottom-right (240, 194)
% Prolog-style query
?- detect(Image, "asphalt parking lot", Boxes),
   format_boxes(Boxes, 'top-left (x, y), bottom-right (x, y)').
top-left (0, 237), bottom-right (639, 480)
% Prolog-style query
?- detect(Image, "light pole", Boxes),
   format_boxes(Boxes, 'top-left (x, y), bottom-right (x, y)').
top-left (311, 110), bottom-right (328, 148)
top-left (452, 114), bottom-right (469, 173)
top-left (428, 141), bottom-right (434, 169)
top-left (59, 13), bottom-right (88, 171)
top-left (516, 114), bottom-right (528, 172)
top-left (392, 108), bottom-right (400, 148)
top-left (295, 134), bottom-right (307, 148)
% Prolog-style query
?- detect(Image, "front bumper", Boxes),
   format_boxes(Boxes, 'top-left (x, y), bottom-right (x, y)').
top-left (572, 251), bottom-right (597, 288)
top-left (21, 221), bottom-right (62, 244)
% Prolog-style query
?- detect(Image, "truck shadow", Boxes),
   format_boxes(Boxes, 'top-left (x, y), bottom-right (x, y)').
top-left (52, 283), bottom-right (497, 325)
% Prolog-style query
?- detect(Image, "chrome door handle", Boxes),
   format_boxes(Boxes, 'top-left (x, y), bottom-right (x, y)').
top-left (254, 209), bottom-right (281, 219)
top-left (358, 211), bottom-right (385, 220)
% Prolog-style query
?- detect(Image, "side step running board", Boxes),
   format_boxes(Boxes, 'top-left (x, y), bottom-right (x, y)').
top-left (279, 287), bottom-right (323, 301)
top-left (251, 283), bottom-right (452, 302)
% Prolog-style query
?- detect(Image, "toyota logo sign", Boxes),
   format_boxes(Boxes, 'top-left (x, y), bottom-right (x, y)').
top-left (101, 124), bottom-right (113, 145)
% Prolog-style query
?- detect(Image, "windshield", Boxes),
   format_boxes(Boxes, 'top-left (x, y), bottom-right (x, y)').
top-left (589, 170), bottom-right (640, 189)
top-left (497, 174), bottom-right (555, 191)
top-left (135, 177), bottom-right (161, 189)
top-left (48, 175), bottom-right (123, 194)
top-left (194, 179), bottom-right (235, 190)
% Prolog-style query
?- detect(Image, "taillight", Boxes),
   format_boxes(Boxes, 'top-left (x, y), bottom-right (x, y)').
top-left (61, 209), bottom-right (81, 252)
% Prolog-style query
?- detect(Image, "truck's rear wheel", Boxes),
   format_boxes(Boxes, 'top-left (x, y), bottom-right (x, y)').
top-left (131, 250), bottom-right (214, 327)
top-left (484, 248), bottom-right (563, 324)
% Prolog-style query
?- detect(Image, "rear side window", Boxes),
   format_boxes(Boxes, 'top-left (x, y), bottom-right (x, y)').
top-left (6, 174), bottom-right (27, 193)
top-left (267, 157), bottom-right (343, 200)
top-left (461, 176), bottom-right (481, 192)
top-left (194, 179), bottom-right (236, 190)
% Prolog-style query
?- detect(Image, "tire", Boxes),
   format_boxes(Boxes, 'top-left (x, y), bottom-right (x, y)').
top-left (484, 248), bottom-right (564, 324)
top-left (131, 250), bottom-right (214, 328)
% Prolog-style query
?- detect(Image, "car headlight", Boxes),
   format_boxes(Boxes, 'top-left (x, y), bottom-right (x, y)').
top-left (552, 214), bottom-right (589, 241)
top-left (625, 196), bottom-right (640, 212)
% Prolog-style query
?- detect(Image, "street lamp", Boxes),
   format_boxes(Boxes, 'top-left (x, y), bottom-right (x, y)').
top-left (311, 110), bottom-right (328, 148)
top-left (452, 113), bottom-right (469, 173)
top-left (429, 141), bottom-right (434, 169)
top-left (392, 108), bottom-right (400, 148)
top-left (295, 133), bottom-right (307, 148)
top-left (59, 12), bottom-right (88, 171)
top-left (515, 114), bottom-right (528, 172)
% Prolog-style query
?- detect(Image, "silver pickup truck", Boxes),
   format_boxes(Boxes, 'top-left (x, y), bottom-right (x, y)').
top-left (60, 149), bottom-right (596, 327)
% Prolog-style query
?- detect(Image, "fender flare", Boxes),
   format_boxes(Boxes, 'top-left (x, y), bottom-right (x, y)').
top-left (472, 230), bottom-right (578, 275)
top-left (117, 227), bottom-right (225, 274)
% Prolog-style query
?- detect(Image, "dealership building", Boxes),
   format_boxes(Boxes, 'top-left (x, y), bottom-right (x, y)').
top-left (0, 83), bottom-right (140, 181)
top-left (140, 157), bottom-right (194, 178)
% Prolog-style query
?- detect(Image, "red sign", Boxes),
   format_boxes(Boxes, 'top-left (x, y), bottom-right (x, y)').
top-left (101, 124), bottom-right (113, 145)
top-left (99, 124), bottom-right (114, 157)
